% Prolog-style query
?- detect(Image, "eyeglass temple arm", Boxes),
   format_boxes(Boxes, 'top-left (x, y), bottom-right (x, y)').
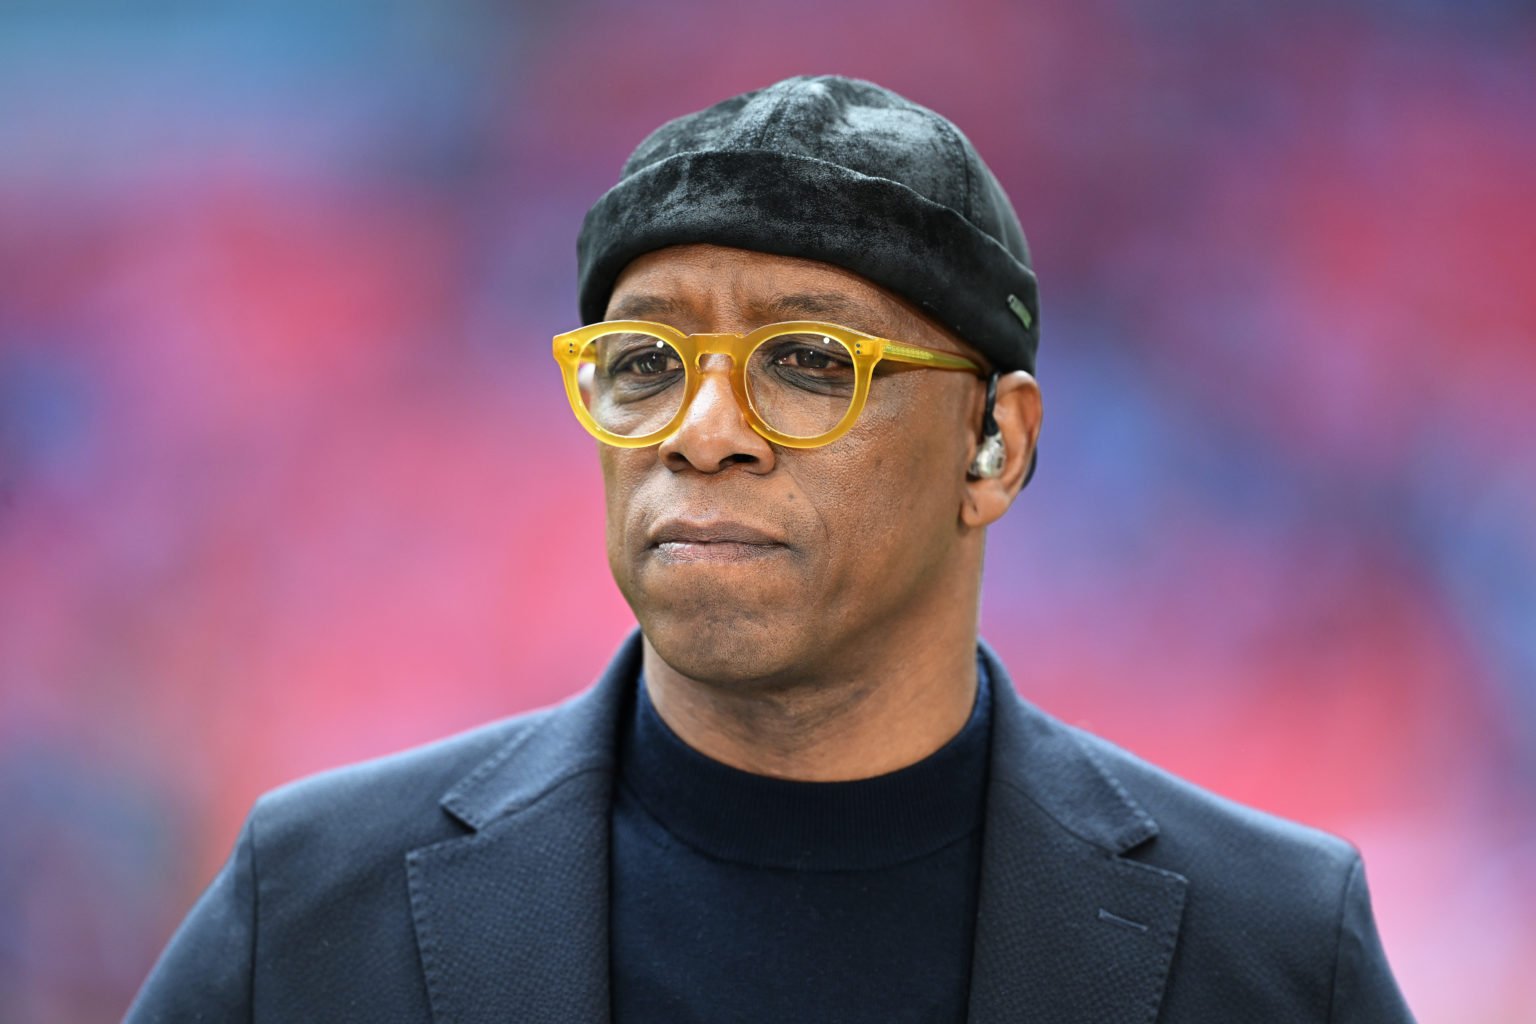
top-left (879, 340), bottom-right (984, 373)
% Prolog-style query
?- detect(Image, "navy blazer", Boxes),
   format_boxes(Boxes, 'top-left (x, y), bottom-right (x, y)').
top-left (126, 632), bottom-right (1415, 1022)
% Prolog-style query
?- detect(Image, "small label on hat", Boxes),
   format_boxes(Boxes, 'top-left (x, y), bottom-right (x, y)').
top-left (1006, 293), bottom-right (1034, 330)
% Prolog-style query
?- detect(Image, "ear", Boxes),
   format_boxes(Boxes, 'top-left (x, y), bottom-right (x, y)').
top-left (960, 370), bottom-right (1042, 529)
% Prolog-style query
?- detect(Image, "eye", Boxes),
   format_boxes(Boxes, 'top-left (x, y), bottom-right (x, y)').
top-left (767, 337), bottom-right (851, 372)
top-left (777, 347), bottom-right (831, 370)
top-left (629, 349), bottom-right (677, 375)
top-left (613, 339), bottom-right (682, 376)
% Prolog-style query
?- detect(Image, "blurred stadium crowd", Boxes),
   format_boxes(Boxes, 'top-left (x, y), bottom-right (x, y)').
top-left (0, 2), bottom-right (1532, 1020)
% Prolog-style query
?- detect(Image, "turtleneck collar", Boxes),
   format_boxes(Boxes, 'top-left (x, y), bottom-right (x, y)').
top-left (617, 654), bottom-right (993, 871)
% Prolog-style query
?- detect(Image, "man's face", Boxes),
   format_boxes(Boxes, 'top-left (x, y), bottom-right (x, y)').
top-left (600, 243), bottom-right (987, 688)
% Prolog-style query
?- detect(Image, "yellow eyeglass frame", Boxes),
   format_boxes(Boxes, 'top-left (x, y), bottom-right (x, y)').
top-left (553, 319), bottom-right (986, 449)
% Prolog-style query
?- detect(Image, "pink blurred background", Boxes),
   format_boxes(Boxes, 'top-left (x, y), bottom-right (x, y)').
top-left (1, 3), bottom-right (1533, 1021)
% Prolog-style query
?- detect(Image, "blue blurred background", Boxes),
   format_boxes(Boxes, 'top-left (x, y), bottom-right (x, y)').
top-left (1, 2), bottom-right (1533, 1020)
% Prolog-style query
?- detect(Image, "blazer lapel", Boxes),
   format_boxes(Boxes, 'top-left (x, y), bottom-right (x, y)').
top-left (402, 630), bottom-right (1185, 1024)
top-left (968, 642), bottom-right (1188, 1024)
top-left (406, 633), bottom-right (643, 1024)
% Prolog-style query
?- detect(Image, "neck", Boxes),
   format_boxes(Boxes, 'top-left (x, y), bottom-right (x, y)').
top-left (640, 587), bottom-right (981, 782)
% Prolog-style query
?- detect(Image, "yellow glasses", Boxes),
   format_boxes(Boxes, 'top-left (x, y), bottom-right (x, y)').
top-left (553, 320), bottom-right (986, 449)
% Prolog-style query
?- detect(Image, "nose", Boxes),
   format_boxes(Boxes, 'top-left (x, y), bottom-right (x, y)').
top-left (657, 353), bottom-right (776, 474)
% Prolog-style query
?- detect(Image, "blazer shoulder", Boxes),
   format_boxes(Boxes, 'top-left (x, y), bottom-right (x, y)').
top-left (1045, 722), bottom-right (1413, 1018)
top-left (1075, 724), bottom-right (1351, 859)
top-left (247, 700), bottom-right (567, 863)
top-left (1068, 723), bottom-right (1359, 889)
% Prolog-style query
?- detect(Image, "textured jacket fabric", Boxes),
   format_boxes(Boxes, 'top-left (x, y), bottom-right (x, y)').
top-left (124, 631), bottom-right (1415, 1023)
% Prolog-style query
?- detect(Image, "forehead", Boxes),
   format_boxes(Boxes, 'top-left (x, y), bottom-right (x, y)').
top-left (605, 243), bottom-right (930, 340)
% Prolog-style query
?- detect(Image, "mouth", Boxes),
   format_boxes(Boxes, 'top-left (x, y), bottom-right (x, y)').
top-left (646, 518), bottom-right (789, 563)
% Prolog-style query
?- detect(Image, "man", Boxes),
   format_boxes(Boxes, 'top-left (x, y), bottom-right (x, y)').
top-left (127, 75), bottom-right (1414, 1022)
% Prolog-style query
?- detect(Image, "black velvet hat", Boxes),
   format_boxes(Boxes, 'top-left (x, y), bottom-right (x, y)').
top-left (576, 74), bottom-right (1040, 376)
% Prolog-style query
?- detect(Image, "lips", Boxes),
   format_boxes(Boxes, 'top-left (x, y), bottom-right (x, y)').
top-left (646, 518), bottom-right (788, 560)
top-left (649, 520), bottom-right (783, 546)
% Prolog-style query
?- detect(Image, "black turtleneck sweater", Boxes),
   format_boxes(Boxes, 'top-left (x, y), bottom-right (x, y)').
top-left (610, 657), bottom-right (994, 1024)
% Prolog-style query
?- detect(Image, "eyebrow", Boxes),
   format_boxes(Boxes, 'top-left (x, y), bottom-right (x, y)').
top-left (746, 291), bottom-right (890, 333)
top-left (605, 294), bottom-right (695, 322)
top-left (606, 291), bottom-right (892, 334)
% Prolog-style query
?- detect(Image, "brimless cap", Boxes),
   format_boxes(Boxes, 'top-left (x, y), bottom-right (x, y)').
top-left (576, 74), bottom-right (1041, 376)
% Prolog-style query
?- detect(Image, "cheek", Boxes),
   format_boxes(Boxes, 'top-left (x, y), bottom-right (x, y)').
top-left (856, 376), bottom-right (968, 495)
top-left (801, 385), bottom-right (967, 575)
top-left (598, 449), bottom-right (645, 567)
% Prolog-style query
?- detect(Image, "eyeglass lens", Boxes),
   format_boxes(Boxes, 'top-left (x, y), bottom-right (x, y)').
top-left (575, 330), bottom-right (857, 440)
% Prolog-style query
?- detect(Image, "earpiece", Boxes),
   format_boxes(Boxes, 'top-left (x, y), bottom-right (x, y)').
top-left (968, 432), bottom-right (1006, 479)
top-left (967, 372), bottom-right (1006, 480)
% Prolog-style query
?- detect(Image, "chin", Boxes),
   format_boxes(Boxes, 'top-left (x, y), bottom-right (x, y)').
top-left (637, 607), bottom-right (801, 690)
top-left (615, 548), bottom-right (842, 687)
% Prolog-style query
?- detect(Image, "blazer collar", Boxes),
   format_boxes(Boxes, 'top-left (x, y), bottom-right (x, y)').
top-left (406, 631), bottom-right (1186, 1024)
top-left (405, 632), bottom-right (639, 1024)
top-left (436, 633), bottom-right (639, 831)
top-left (967, 638), bottom-right (1187, 1023)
